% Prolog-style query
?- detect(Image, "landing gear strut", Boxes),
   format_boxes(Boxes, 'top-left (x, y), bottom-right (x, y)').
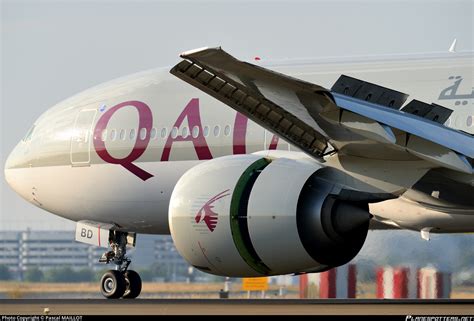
top-left (99, 230), bottom-right (142, 299)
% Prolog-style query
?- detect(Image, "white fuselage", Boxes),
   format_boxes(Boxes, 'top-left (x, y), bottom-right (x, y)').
top-left (4, 52), bottom-right (474, 234)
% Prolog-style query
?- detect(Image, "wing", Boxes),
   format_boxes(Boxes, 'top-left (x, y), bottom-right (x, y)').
top-left (170, 47), bottom-right (474, 174)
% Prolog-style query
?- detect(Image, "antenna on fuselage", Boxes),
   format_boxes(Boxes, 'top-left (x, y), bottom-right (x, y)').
top-left (448, 38), bottom-right (457, 53)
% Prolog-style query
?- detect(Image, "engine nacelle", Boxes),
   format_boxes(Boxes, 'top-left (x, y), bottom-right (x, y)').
top-left (169, 155), bottom-right (370, 276)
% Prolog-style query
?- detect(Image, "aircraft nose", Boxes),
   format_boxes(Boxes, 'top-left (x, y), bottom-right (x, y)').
top-left (4, 147), bottom-right (15, 185)
top-left (4, 143), bottom-right (28, 200)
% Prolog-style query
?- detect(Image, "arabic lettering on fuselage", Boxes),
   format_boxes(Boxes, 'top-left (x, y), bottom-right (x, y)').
top-left (439, 76), bottom-right (474, 106)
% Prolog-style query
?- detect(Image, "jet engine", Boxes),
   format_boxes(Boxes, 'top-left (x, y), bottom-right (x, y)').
top-left (169, 154), bottom-right (371, 276)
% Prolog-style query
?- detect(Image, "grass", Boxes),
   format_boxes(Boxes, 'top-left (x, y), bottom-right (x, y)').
top-left (1, 282), bottom-right (220, 293)
top-left (0, 281), bottom-right (295, 293)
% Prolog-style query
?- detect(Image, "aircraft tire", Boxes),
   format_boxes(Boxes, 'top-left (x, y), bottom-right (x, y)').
top-left (122, 270), bottom-right (142, 299)
top-left (100, 270), bottom-right (126, 299)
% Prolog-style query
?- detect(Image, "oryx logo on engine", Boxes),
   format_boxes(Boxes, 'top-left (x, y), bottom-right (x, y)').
top-left (195, 190), bottom-right (230, 232)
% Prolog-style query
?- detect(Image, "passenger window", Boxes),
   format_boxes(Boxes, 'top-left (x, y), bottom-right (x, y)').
top-left (150, 127), bottom-right (157, 140)
top-left (203, 126), bottom-right (209, 137)
top-left (119, 129), bottom-right (126, 140)
top-left (139, 128), bottom-right (147, 140)
top-left (192, 126), bottom-right (199, 138)
top-left (130, 129), bottom-right (136, 140)
top-left (171, 127), bottom-right (178, 139)
top-left (101, 129), bottom-right (107, 142)
top-left (213, 125), bottom-right (221, 137)
top-left (224, 125), bottom-right (231, 136)
top-left (161, 128), bottom-right (168, 139)
top-left (110, 129), bottom-right (117, 141)
top-left (182, 127), bottom-right (189, 138)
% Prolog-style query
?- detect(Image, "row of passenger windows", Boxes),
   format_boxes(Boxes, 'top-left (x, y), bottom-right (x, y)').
top-left (100, 125), bottom-right (233, 142)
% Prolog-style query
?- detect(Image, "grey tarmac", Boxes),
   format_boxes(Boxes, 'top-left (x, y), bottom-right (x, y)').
top-left (1, 299), bottom-right (473, 315)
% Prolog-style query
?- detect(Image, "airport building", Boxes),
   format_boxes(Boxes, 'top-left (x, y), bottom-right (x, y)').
top-left (0, 230), bottom-right (190, 279)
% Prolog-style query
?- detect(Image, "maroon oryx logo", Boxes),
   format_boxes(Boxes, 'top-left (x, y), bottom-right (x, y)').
top-left (195, 190), bottom-right (230, 232)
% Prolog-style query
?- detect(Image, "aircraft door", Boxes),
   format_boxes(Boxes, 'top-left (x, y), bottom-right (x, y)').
top-left (70, 109), bottom-right (97, 166)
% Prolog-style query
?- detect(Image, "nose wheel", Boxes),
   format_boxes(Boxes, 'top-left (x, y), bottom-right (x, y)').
top-left (98, 230), bottom-right (142, 299)
top-left (123, 270), bottom-right (142, 299)
top-left (100, 269), bottom-right (142, 299)
top-left (100, 270), bottom-right (126, 299)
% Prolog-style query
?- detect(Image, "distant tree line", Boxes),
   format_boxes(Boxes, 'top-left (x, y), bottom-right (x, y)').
top-left (0, 263), bottom-right (214, 283)
top-left (0, 265), bottom-right (99, 282)
top-left (0, 265), bottom-right (12, 280)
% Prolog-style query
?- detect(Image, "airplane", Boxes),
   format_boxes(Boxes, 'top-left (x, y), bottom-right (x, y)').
top-left (4, 47), bottom-right (473, 299)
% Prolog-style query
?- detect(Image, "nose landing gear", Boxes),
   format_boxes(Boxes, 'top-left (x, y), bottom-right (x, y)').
top-left (99, 230), bottom-right (142, 299)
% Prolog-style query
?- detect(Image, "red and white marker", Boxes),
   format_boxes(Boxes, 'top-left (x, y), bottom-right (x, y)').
top-left (376, 266), bottom-right (418, 299)
top-left (300, 264), bottom-right (357, 298)
top-left (418, 267), bottom-right (451, 299)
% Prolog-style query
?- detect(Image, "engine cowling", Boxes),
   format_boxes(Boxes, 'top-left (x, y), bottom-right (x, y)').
top-left (169, 154), bottom-right (370, 277)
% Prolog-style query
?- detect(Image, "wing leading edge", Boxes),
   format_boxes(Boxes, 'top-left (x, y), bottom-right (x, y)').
top-left (170, 47), bottom-right (474, 174)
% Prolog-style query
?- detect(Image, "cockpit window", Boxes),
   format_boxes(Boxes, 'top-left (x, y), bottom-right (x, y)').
top-left (23, 125), bottom-right (35, 142)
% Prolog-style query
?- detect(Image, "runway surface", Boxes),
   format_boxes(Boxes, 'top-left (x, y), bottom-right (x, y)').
top-left (1, 299), bottom-right (473, 315)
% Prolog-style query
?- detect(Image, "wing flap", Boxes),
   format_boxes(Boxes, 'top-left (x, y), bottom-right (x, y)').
top-left (405, 136), bottom-right (473, 174)
top-left (321, 109), bottom-right (397, 145)
top-left (171, 47), bottom-right (474, 173)
top-left (333, 93), bottom-right (474, 160)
